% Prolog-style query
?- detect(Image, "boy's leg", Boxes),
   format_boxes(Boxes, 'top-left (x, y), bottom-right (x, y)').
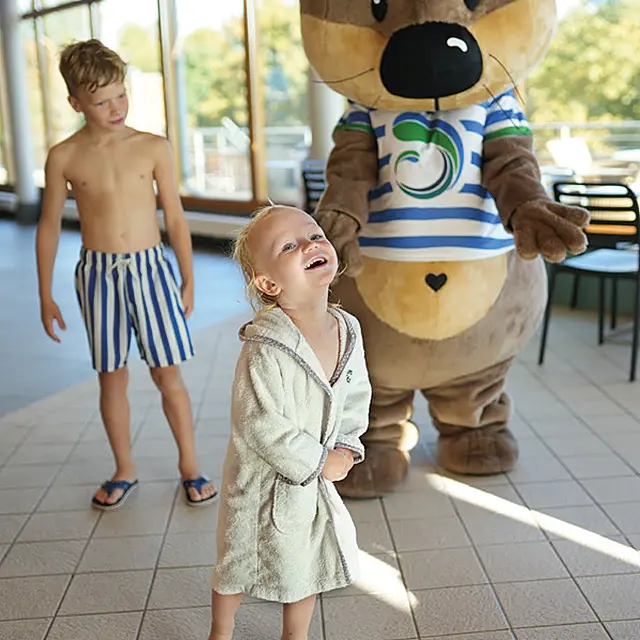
top-left (281, 595), bottom-right (317, 640)
top-left (149, 365), bottom-right (216, 502)
top-left (208, 590), bottom-right (243, 640)
top-left (94, 367), bottom-right (136, 505)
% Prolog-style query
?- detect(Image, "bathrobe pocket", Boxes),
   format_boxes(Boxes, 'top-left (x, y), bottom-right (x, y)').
top-left (272, 475), bottom-right (318, 534)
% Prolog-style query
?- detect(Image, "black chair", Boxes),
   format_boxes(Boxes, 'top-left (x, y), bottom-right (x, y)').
top-left (301, 158), bottom-right (326, 213)
top-left (538, 182), bottom-right (640, 381)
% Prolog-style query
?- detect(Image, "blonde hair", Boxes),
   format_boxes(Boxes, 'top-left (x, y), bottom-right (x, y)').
top-left (59, 39), bottom-right (126, 96)
top-left (233, 205), bottom-right (282, 313)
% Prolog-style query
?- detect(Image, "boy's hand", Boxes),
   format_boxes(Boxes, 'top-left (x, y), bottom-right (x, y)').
top-left (181, 281), bottom-right (194, 319)
top-left (321, 448), bottom-right (354, 482)
top-left (40, 299), bottom-right (66, 343)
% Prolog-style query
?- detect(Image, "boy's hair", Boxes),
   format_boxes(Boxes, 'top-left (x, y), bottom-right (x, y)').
top-left (233, 205), bottom-right (282, 313)
top-left (59, 39), bottom-right (126, 96)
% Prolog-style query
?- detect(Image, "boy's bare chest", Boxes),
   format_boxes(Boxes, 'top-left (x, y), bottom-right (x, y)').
top-left (67, 145), bottom-right (154, 194)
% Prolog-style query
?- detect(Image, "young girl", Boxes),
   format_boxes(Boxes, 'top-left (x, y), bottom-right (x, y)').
top-left (208, 205), bottom-right (372, 640)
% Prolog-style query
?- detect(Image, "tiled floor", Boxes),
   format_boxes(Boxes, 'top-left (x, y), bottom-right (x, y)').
top-left (3, 221), bottom-right (640, 638)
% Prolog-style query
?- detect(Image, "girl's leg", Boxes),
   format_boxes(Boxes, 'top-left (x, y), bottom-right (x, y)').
top-left (281, 595), bottom-right (317, 640)
top-left (208, 590), bottom-right (243, 640)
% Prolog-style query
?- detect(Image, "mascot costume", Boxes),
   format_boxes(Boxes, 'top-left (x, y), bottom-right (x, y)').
top-left (299, 0), bottom-right (590, 498)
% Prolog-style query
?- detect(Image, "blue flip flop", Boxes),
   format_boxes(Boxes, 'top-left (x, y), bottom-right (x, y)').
top-left (182, 476), bottom-right (218, 507)
top-left (91, 479), bottom-right (138, 511)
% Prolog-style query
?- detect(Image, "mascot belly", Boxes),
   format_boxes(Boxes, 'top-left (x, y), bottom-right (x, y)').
top-left (300, 0), bottom-right (590, 498)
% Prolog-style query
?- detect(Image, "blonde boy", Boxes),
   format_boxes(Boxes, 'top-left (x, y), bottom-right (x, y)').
top-left (36, 39), bottom-right (216, 509)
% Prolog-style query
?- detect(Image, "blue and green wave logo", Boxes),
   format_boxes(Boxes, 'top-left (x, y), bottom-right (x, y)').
top-left (392, 114), bottom-right (464, 200)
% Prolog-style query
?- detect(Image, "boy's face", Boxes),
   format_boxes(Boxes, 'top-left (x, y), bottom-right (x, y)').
top-left (69, 81), bottom-right (129, 131)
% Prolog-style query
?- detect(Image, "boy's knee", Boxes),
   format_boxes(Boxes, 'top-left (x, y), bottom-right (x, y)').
top-left (98, 367), bottom-right (129, 393)
top-left (149, 365), bottom-right (183, 394)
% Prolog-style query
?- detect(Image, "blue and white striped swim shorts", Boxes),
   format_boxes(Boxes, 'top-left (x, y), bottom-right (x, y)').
top-left (74, 245), bottom-right (195, 373)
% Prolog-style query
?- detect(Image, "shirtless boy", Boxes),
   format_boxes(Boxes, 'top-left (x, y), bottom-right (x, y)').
top-left (36, 39), bottom-right (217, 510)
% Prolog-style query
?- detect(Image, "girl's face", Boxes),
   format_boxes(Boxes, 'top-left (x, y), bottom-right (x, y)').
top-left (251, 207), bottom-right (338, 306)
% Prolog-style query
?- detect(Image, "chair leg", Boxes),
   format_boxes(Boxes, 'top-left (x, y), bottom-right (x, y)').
top-left (611, 278), bottom-right (618, 330)
top-left (570, 275), bottom-right (580, 309)
top-left (538, 267), bottom-right (557, 365)
top-left (631, 278), bottom-right (640, 382)
top-left (598, 277), bottom-right (606, 345)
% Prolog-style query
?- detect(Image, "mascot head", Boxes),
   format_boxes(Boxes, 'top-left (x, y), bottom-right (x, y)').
top-left (300, 0), bottom-right (556, 111)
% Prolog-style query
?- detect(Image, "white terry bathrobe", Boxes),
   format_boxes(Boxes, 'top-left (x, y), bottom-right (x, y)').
top-left (212, 306), bottom-right (372, 603)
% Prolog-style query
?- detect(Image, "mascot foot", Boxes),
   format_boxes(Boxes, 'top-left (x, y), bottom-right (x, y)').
top-left (437, 428), bottom-right (518, 476)
top-left (335, 446), bottom-right (410, 499)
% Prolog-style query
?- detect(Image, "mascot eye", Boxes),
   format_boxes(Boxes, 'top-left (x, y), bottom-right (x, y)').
top-left (464, 0), bottom-right (480, 9)
top-left (371, 0), bottom-right (388, 22)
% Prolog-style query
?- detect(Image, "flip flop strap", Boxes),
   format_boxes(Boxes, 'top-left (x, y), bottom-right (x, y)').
top-left (102, 480), bottom-right (134, 496)
top-left (183, 476), bottom-right (209, 492)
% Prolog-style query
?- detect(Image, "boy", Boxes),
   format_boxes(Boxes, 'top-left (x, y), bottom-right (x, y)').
top-left (36, 39), bottom-right (217, 510)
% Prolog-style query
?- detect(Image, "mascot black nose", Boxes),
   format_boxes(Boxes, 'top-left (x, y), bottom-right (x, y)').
top-left (380, 22), bottom-right (483, 99)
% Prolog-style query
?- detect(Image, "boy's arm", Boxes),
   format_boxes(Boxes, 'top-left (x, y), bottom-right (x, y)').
top-left (36, 146), bottom-right (68, 342)
top-left (153, 137), bottom-right (194, 317)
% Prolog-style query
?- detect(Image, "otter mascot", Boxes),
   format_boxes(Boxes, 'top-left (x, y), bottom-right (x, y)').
top-left (299, 0), bottom-right (589, 498)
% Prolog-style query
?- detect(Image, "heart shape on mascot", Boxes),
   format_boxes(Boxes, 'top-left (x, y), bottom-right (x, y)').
top-left (299, 0), bottom-right (590, 498)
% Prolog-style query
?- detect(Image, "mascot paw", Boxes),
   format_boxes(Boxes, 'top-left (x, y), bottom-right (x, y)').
top-left (437, 428), bottom-right (519, 476)
top-left (335, 446), bottom-right (410, 499)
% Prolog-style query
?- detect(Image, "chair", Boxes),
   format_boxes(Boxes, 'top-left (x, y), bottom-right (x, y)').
top-left (538, 182), bottom-right (640, 381)
top-left (301, 158), bottom-right (326, 213)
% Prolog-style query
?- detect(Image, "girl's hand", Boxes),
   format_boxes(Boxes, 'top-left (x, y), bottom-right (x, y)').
top-left (321, 449), bottom-right (354, 482)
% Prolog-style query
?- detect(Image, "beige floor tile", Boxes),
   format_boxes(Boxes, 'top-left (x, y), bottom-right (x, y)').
top-left (526, 417), bottom-right (592, 438)
top-left (389, 515), bottom-right (471, 552)
top-left (544, 436), bottom-right (613, 458)
top-left (0, 540), bottom-right (85, 577)
top-left (23, 423), bottom-right (85, 444)
top-left (238, 601), bottom-right (323, 640)
top-left (412, 585), bottom-right (508, 637)
top-left (158, 532), bottom-right (216, 568)
top-left (344, 498), bottom-right (385, 524)
top-left (534, 505), bottom-right (622, 540)
top-left (514, 623), bottom-right (609, 639)
top-left (514, 480), bottom-right (594, 509)
top-left (138, 607), bottom-right (211, 640)
top-left (0, 464), bottom-right (60, 490)
top-left (477, 541), bottom-right (568, 583)
top-left (324, 551), bottom-right (403, 598)
top-left (553, 537), bottom-right (640, 577)
top-left (54, 460), bottom-right (116, 486)
top-left (134, 457), bottom-right (181, 482)
top-left (92, 506), bottom-right (171, 538)
top-left (601, 502), bottom-right (640, 535)
top-left (36, 484), bottom-right (98, 512)
top-left (0, 487), bottom-right (46, 514)
top-left (59, 570), bottom-right (154, 615)
top-left (78, 535), bottom-right (163, 572)
top-left (605, 620), bottom-right (640, 639)
top-left (559, 455), bottom-right (634, 479)
top-left (399, 547), bottom-right (487, 590)
top-left (583, 415), bottom-right (640, 435)
top-left (147, 566), bottom-right (213, 609)
top-left (46, 612), bottom-right (142, 640)
top-left (507, 456), bottom-right (571, 483)
top-left (354, 518), bottom-right (395, 555)
top-left (424, 633), bottom-right (513, 640)
top-left (0, 574), bottom-right (70, 620)
top-left (578, 574), bottom-right (640, 620)
top-left (7, 442), bottom-right (74, 465)
top-left (168, 502), bottom-right (219, 534)
top-left (0, 515), bottom-right (27, 544)
top-left (0, 619), bottom-right (50, 640)
top-left (580, 476), bottom-right (640, 504)
top-left (459, 511), bottom-right (545, 546)
top-left (0, 545), bottom-right (7, 563)
top-left (494, 579), bottom-right (597, 627)
top-left (323, 592), bottom-right (416, 640)
top-left (382, 490), bottom-right (455, 521)
top-left (18, 510), bottom-right (98, 542)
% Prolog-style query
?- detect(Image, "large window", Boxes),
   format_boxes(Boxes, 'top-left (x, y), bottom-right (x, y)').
top-left (12, 0), bottom-right (312, 211)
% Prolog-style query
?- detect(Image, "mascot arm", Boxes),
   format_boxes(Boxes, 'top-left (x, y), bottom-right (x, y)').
top-left (482, 92), bottom-right (589, 263)
top-left (315, 102), bottom-right (379, 277)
